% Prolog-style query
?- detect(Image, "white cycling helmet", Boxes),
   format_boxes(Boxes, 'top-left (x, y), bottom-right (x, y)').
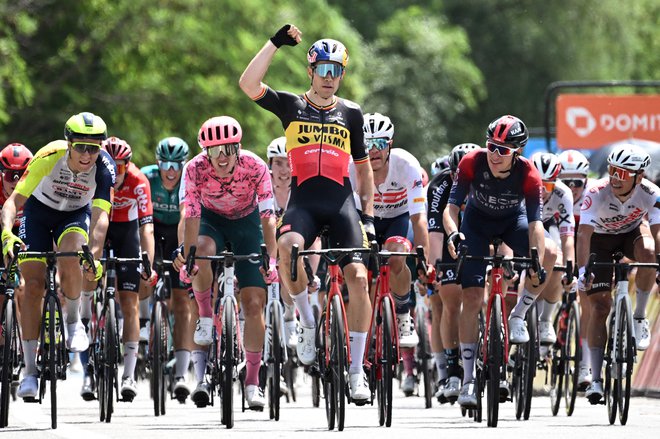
top-left (558, 149), bottom-right (589, 176)
top-left (363, 113), bottom-right (394, 140)
top-left (531, 152), bottom-right (562, 181)
top-left (449, 143), bottom-right (481, 172)
top-left (266, 136), bottom-right (287, 160)
top-left (607, 143), bottom-right (651, 172)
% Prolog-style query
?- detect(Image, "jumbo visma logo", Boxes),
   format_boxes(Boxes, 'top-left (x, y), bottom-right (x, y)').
top-left (287, 122), bottom-right (350, 151)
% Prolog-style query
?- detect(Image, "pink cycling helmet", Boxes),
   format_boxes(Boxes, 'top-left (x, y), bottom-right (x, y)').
top-left (197, 116), bottom-right (243, 148)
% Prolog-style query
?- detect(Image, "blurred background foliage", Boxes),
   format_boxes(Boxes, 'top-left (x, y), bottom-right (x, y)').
top-left (0, 0), bottom-right (657, 168)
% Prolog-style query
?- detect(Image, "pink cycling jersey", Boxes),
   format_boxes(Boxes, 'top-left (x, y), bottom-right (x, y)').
top-left (183, 150), bottom-right (274, 220)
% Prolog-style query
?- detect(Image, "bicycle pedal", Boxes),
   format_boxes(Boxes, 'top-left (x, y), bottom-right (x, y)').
top-left (22, 396), bottom-right (39, 403)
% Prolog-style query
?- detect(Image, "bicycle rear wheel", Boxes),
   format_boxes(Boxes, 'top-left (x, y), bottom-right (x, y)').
top-left (268, 309), bottom-right (282, 421)
top-left (0, 298), bottom-right (17, 427)
top-left (47, 297), bottom-right (59, 429)
top-left (486, 296), bottom-right (503, 428)
top-left (221, 304), bottom-right (235, 429)
top-left (151, 301), bottom-right (167, 417)
top-left (319, 312), bottom-right (335, 430)
top-left (549, 309), bottom-right (564, 416)
top-left (563, 301), bottom-right (580, 416)
top-left (605, 316), bottom-right (617, 425)
top-left (102, 299), bottom-right (117, 423)
top-left (617, 300), bottom-right (633, 425)
top-left (377, 297), bottom-right (395, 427)
top-left (330, 295), bottom-right (347, 431)
top-left (474, 311), bottom-right (485, 423)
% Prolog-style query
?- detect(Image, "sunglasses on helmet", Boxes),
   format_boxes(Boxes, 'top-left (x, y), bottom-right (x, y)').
top-left (2, 170), bottom-right (24, 183)
top-left (313, 63), bottom-right (344, 79)
top-left (608, 165), bottom-right (635, 181)
top-left (206, 143), bottom-right (239, 158)
top-left (71, 142), bottom-right (101, 155)
top-left (158, 160), bottom-right (183, 171)
top-left (486, 141), bottom-right (517, 156)
top-left (560, 178), bottom-right (586, 188)
top-left (365, 138), bottom-right (390, 152)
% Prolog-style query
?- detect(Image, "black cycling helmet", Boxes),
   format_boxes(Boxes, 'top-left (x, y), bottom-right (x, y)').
top-left (449, 143), bottom-right (481, 172)
top-left (486, 115), bottom-right (528, 149)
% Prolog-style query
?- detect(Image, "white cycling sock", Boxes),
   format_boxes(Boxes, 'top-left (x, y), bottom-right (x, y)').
top-left (192, 350), bottom-right (207, 383)
top-left (581, 338), bottom-right (590, 369)
top-left (122, 341), bottom-right (139, 379)
top-left (539, 300), bottom-right (558, 322)
top-left (291, 288), bottom-right (314, 328)
top-left (139, 297), bottom-right (151, 320)
top-left (460, 342), bottom-right (478, 384)
top-left (510, 289), bottom-right (537, 320)
top-left (175, 349), bottom-right (191, 378)
top-left (80, 290), bottom-right (95, 320)
top-left (22, 340), bottom-right (39, 376)
top-left (634, 288), bottom-right (651, 319)
top-left (434, 351), bottom-right (448, 381)
top-left (283, 301), bottom-right (295, 321)
top-left (349, 331), bottom-right (367, 374)
top-left (65, 295), bottom-right (81, 324)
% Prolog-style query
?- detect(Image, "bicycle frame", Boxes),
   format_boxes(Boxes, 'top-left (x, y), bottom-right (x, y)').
top-left (264, 281), bottom-right (288, 368)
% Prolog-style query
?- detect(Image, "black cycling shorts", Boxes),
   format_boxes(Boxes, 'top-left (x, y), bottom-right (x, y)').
top-left (106, 220), bottom-right (141, 293)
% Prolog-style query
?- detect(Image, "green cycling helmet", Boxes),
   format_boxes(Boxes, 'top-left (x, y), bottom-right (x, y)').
top-left (64, 112), bottom-right (107, 141)
top-left (156, 137), bottom-right (190, 162)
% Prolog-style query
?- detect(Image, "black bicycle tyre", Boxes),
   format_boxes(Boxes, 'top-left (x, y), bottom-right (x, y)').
top-left (487, 296), bottom-right (502, 428)
top-left (381, 297), bottom-right (394, 427)
top-left (159, 307), bottom-right (169, 416)
top-left (564, 301), bottom-right (580, 416)
top-left (311, 305), bottom-right (321, 408)
top-left (222, 304), bottom-right (235, 429)
top-left (269, 309), bottom-right (282, 421)
top-left (549, 309), bottom-right (563, 416)
top-left (103, 299), bottom-right (117, 423)
top-left (330, 294), bottom-right (347, 432)
top-left (474, 311), bottom-right (485, 423)
top-left (617, 300), bottom-right (633, 426)
top-left (47, 297), bottom-right (58, 429)
top-left (416, 311), bottom-right (432, 409)
top-left (522, 305), bottom-right (537, 420)
top-left (319, 312), bottom-right (335, 430)
top-left (151, 301), bottom-right (163, 417)
top-left (605, 317), bottom-right (617, 425)
top-left (0, 298), bottom-right (16, 427)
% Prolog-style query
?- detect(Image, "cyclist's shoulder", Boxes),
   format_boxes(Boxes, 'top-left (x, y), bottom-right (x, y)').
top-left (140, 163), bottom-right (159, 178)
top-left (390, 148), bottom-right (420, 167)
top-left (639, 178), bottom-right (660, 197)
top-left (95, 150), bottom-right (116, 179)
top-left (336, 96), bottom-right (361, 111)
top-left (33, 140), bottom-right (68, 161)
top-left (552, 180), bottom-right (573, 199)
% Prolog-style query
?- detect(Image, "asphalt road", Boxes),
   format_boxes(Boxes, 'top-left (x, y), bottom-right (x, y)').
top-left (4, 361), bottom-right (660, 438)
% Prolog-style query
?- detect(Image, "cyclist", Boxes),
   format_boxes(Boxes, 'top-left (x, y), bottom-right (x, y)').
top-left (348, 112), bottom-right (429, 395)
top-left (443, 115), bottom-right (557, 408)
top-left (431, 155), bottom-right (450, 177)
top-left (427, 143), bottom-right (480, 401)
top-left (174, 116), bottom-right (277, 410)
top-left (239, 24), bottom-right (376, 403)
top-left (266, 136), bottom-right (299, 348)
top-left (1, 112), bottom-right (114, 399)
top-left (576, 144), bottom-right (659, 403)
top-left (141, 137), bottom-right (198, 401)
top-left (530, 152), bottom-right (576, 346)
top-left (558, 149), bottom-right (594, 387)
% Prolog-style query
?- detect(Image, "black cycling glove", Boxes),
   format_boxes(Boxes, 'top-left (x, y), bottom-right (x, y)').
top-left (270, 25), bottom-right (298, 48)
top-left (361, 214), bottom-right (376, 242)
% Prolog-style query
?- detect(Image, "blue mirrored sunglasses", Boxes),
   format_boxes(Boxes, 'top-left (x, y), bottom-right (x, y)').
top-left (365, 138), bottom-right (390, 152)
top-left (158, 160), bottom-right (183, 171)
top-left (313, 63), bottom-right (344, 78)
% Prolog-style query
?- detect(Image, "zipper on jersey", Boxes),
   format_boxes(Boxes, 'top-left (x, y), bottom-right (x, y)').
top-left (319, 109), bottom-right (324, 175)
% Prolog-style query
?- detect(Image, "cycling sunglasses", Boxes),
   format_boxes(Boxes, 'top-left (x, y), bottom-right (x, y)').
top-left (486, 141), bottom-right (517, 156)
top-left (206, 143), bottom-right (239, 158)
top-left (158, 160), bottom-right (183, 171)
top-left (313, 63), bottom-right (344, 78)
top-left (365, 138), bottom-right (390, 152)
top-left (71, 142), bottom-right (101, 155)
top-left (2, 170), bottom-right (24, 183)
top-left (608, 165), bottom-right (635, 181)
top-left (115, 162), bottom-right (127, 174)
top-left (542, 180), bottom-right (556, 192)
top-left (560, 178), bottom-right (586, 188)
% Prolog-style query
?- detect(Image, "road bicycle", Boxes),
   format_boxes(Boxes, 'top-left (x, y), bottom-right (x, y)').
top-left (585, 252), bottom-right (659, 425)
top-left (0, 244), bottom-right (22, 427)
top-left (290, 244), bottom-right (372, 431)
top-left (18, 246), bottom-right (96, 429)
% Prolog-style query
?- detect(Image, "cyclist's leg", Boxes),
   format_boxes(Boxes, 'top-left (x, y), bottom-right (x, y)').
top-left (538, 225), bottom-right (564, 344)
top-left (628, 223), bottom-right (655, 350)
top-left (438, 267), bottom-right (462, 395)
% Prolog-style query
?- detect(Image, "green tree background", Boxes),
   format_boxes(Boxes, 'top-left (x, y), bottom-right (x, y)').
top-left (0, 0), bottom-right (657, 168)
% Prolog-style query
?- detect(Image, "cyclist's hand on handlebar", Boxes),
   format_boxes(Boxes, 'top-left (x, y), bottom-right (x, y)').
top-left (142, 270), bottom-right (158, 288)
top-left (308, 275), bottom-right (321, 293)
top-left (446, 231), bottom-right (464, 259)
top-left (361, 214), bottom-right (376, 242)
top-left (270, 24), bottom-right (302, 48)
top-left (172, 245), bottom-right (185, 271)
top-left (2, 229), bottom-right (24, 260)
top-left (260, 257), bottom-right (279, 284)
top-left (577, 266), bottom-right (594, 292)
top-left (528, 266), bottom-right (547, 288)
top-left (83, 259), bottom-right (103, 282)
top-left (179, 264), bottom-right (198, 284)
top-left (561, 274), bottom-right (577, 293)
top-left (417, 264), bottom-right (437, 285)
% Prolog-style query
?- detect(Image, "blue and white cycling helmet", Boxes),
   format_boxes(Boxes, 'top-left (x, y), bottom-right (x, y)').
top-left (307, 39), bottom-right (349, 67)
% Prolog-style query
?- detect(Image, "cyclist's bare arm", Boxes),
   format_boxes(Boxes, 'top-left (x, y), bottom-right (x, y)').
top-left (651, 223), bottom-right (660, 254)
top-left (1, 192), bottom-right (26, 233)
top-left (177, 217), bottom-right (201, 269)
top-left (88, 206), bottom-right (110, 260)
top-left (238, 25), bottom-right (302, 98)
top-left (177, 204), bottom-right (185, 244)
top-left (410, 212), bottom-right (430, 263)
top-left (260, 215), bottom-right (278, 259)
top-left (576, 223), bottom-right (595, 268)
top-left (139, 222), bottom-right (155, 271)
top-left (442, 204), bottom-right (461, 258)
top-left (354, 160), bottom-right (374, 217)
top-left (528, 220), bottom-right (545, 265)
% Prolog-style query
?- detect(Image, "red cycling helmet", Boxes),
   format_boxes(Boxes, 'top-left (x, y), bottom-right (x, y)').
top-left (197, 116), bottom-right (243, 148)
top-left (102, 136), bottom-right (132, 161)
top-left (0, 143), bottom-right (33, 171)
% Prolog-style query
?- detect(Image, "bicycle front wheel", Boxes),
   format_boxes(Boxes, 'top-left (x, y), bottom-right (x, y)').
top-left (549, 308), bottom-right (563, 416)
top-left (617, 300), bottom-right (633, 425)
top-left (605, 316), bottom-right (617, 425)
top-left (415, 309), bottom-right (433, 409)
top-left (102, 299), bottom-right (117, 423)
top-left (380, 297), bottom-right (395, 427)
top-left (330, 294), bottom-right (347, 432)
top-left (522, 304), bottom-right (538, 420)
top-left (0, 298), bottom-right (17, 427)
top-left (47, 297), bottom-right (59, 429)
top-left (486, 296), bottom-right (503, 428)
top-left (151, 301), bottom-right (167, 417)
top-left (563, 300), bottom-right (580, 416)
top-left (268, 309), bottom-right (282, 421)
top-left (221, 304), bottom-right (235, 429)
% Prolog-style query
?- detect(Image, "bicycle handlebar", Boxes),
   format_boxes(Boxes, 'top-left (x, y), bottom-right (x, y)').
top-left (290, 244), bottom-right (372, 282)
